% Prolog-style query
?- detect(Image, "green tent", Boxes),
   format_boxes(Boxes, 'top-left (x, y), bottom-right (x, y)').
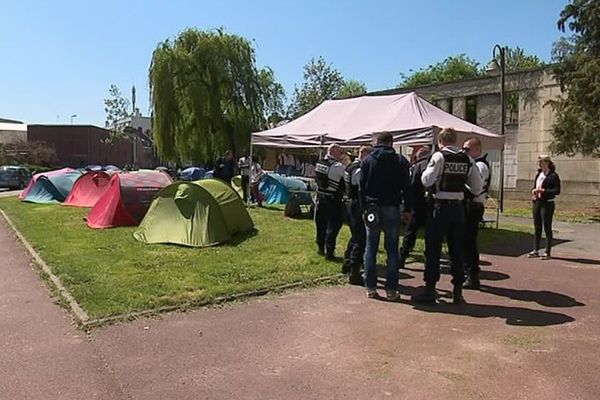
top-left (133, 179), bottom-right (254, 247)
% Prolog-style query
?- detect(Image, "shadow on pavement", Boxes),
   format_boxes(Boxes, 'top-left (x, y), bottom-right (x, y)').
top-left (479, 270), bottom-right (510, 281)
top-left (480, 285), bottom-right (586, 307)
top-left (551, 256), bottom-right (600, 266)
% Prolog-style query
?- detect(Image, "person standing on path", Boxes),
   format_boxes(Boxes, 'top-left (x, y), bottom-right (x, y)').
top-left (342, 145), bottom-right (372, 285)
top-left (314, 144), bottom-right (346, 260)
top-left (238, 155), bottom-right (251, 202)
top-left (360, 132), bottom-right (412, 301)
top-left (528, 154), bottom-right (561, 260)
top-left (412, 128), bottom-right (483, 305)
top-left (398, 145), bottom-right (431, 269)
top-left (462, 138), bottom-right (490, 290)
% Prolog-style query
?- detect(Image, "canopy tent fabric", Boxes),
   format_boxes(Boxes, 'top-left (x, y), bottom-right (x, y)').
top-left (86, 171), bottom-right (173, 229)
top-left (19, 168), bottom-right (75, 200)
top-left (259, 173), bottom-right (310, 205)
top-left (251, 92), bottom-right (504, 150)
top-left (63, 171), bottom-right (115, 207)
top-left (134, 179), bottom-right (254, 248)
top-left (20, 169), bottom-right (82, 204)
top-left (179, 167), bottom-right (207, 181)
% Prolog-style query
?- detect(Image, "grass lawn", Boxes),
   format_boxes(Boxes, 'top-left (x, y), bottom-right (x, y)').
top-left (497, 199), bottom-right (600, 223)
top-left (0, 196), bottom-right (531, 319)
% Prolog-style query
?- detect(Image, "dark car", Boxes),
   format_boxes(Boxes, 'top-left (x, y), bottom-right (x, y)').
top-left (0, 166), bottom-right (32, 190)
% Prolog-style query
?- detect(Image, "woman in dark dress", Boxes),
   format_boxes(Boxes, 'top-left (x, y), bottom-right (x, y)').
top-left (528, 154), bottom-right (561, 260)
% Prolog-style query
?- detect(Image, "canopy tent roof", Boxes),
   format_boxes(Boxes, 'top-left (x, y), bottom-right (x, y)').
top-left (252, 92), bottom-right (504, 150)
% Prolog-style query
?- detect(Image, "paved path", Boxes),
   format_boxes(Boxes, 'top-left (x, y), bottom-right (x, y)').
top-left (1, 216), bottom-right (600, 399)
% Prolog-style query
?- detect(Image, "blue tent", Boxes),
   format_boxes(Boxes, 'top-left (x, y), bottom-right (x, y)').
top-left (180, 167), bottom-right (207, 181)
top-left (22, 170), bottom-right (83, 204)
top-left (259, 173), bottom-right (311, 205)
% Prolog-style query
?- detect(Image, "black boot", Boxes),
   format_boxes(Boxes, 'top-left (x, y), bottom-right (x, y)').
top-left (453, 285), bottom-right (466, 305)
top-left (318, 246), bottom-right (325, 256)
top-left (463, 275), bottom-right (480, 290)
top-left (325, 247), bottom-right (335, 261)
top-left (411, 284), bottom-right (437, 304)
top-left (348, 264), bottom-right (364, 286)
top-left (341, 260), bottom-right (351, 274)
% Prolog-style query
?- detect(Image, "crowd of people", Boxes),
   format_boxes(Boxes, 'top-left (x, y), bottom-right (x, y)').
top-left (312, 128), bottom-right (561, 304)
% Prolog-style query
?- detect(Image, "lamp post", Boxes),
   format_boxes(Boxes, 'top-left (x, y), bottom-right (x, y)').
top-left (70, 114), bottom-right (77, 125)
top-left (486, 45), bottom-right (507, 227)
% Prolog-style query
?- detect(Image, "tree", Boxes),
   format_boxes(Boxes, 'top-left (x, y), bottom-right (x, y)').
top-left (501, 46), bottom-right (545, 72)
top-left (104, 84), bottom-right (130, 128)
top-left (149, 28), bottom-right (266, 163)
top-left (339, 80), bottom-right (367, 98)
top-left (399, 54), bottom-right (483, 88)
top-left (549, 0), bottom-right (600, 156)
top-left (258, 67), bottom-right (286, 127)
top-left (288, 56), bottom-right (345, 117)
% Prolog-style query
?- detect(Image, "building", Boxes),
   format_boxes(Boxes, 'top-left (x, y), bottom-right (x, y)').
top-left (0, 119), bottom-right (27, 144)
top-left (371, 66), bottom-right (599, 201)
top-left (27, 124), bottom-right (153, 168)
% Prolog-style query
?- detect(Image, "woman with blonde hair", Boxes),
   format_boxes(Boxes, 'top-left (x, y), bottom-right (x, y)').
top-left (528, 155), bottom-right (561, 260)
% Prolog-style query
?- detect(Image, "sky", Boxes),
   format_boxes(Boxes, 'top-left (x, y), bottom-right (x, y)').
top-left (0, 0), bottom-right (569, 126)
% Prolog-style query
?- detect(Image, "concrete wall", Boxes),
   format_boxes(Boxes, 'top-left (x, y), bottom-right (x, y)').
top-left (372, 68), bottom-right (600, 201)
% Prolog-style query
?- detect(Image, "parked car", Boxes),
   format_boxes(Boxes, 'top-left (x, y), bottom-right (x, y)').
top-left (0, 166), bottom-right (32, 190)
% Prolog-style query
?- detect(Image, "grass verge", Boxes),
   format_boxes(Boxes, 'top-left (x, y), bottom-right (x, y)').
top-left (0, 196), bottom-right (531, 319)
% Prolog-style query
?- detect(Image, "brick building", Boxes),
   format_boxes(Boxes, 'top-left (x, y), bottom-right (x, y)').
top-left (27, 124), bottom-right (153, 168)
top-left (371, 66), bottom-right (599, 201)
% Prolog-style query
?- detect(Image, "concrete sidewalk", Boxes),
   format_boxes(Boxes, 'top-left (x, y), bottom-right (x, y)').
top-left (1, 216), bottom-right (600, 399)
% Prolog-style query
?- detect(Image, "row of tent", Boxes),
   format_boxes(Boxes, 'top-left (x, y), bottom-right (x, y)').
top-left (17, 168), bottom-right (306, 247)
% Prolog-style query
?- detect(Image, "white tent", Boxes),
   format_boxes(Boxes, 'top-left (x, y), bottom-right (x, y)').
top-left (251, 92), bottom-right (504, 150)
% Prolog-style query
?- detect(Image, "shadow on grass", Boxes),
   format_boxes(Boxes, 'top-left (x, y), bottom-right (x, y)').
top-left (481, 230), bottom-right (573, 257)
top-left (479, 284), bottom-right (585, 308)
top-left (226, 228), bottom-right (259, 246)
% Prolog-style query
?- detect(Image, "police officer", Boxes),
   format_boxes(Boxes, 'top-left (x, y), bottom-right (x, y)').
top-left (412, 128), bottom-right (483, 305)
top-left (398, 146), bottom-right (431, 269)
top-left (462, 138), bottom-right (490, 289)
top-left (314, 144), bottom-right (346, 260)
top-left (342, 145), bottom-right (372, 285)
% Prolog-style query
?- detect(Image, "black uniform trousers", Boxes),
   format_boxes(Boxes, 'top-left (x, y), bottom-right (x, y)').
top-left (315, 194), bottom-right (344, 255)
top-left (424, 201), bottom-right (466, 287)
top-left (532, 200), bottom-right (555, 255)
top-left (464, 201), bottom-right (485, 279)
top-left (343, 199), bottom-right (366, 267)
top-left (399, 205), bottom-right (427, 266)
top-left (241, 175), bottom-right (250, 202)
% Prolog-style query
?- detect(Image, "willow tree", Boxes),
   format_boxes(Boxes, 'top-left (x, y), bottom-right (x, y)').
top-left (149, 28), bottom-right (264, 163)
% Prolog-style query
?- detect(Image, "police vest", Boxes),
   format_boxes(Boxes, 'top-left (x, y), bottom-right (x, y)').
top-left (315, 158), bottom-right (343, 197)
top-left (343, 160), bottom-right (360, 200)
top-left (439, 150), bottom-right (470, 193)
top-left (476, 155), bottom-right (491, 195)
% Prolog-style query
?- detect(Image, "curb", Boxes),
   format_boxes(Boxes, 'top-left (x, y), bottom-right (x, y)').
top-left (0, 208), bottom-right (91, 325)
top-left (1, 206), bottom-right (344, 329)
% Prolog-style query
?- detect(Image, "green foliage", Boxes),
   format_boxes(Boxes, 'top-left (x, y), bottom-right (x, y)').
top-left (502, 46), bottom-right (544, 72)
top-left (338, 79), bottom-right (367, 99)
top-left (399, 54), bottom-right (483, 88)
top-left (550, 0), bottom-right (600, 156)
top-left (288, 56), bottom-right (346, 118)
top-left (258, 67), bottom-right (286, 126)
top-left (104, 84), bottom-right (130, 128)
top-left (149, 28), bottom-right (268, 163)
top-left (0, 140), bottom-right (57, 167)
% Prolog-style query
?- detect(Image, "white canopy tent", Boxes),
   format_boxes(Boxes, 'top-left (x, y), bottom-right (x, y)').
top-left (250, 92), bottom-right (506, 226)
top-left (251, 92), bottom-right (505, 150)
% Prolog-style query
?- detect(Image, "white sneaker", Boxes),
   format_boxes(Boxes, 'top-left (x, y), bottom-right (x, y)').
top-left (527, 250), bottom-right (539, 258)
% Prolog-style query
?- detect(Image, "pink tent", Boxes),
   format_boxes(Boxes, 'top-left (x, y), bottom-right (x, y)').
top-left (251, 92), bottom-right (504, 150)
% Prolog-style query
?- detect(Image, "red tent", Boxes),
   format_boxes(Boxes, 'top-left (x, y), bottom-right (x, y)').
top-left (63, 171), bottom-right (115, 207)
top-left (86, 171), bottom-right (173, 229)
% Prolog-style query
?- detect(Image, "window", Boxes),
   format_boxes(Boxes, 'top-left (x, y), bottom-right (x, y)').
top-left (466, 96), bottom-right (477, 124)
top-left (506, 92), bottom-right (519, 125)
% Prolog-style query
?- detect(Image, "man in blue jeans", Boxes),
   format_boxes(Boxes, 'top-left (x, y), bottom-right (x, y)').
top-left (360, 132), bottom-right (412, 300)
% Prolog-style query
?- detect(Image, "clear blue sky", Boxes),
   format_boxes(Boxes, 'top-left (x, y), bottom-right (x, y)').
top-left (0, 0), bottom-right (568, 126)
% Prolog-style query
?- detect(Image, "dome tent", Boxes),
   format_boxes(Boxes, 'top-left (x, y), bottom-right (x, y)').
top-left (179, 167), bottom-right (206, 181)
top-left (134, 179), bottom-right (254, 248)
top-left (63, 171), bottom-right (115, 207)
top-left (86, 170), bottom-right (173, 229)
top-left (20, 168), bottom-right (82, 204)
top-left (259, 173), bottom-right (310, 205)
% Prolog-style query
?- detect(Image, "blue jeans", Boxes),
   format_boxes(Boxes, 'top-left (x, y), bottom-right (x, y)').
top-left (364, 206), bottom-right (401, 291)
